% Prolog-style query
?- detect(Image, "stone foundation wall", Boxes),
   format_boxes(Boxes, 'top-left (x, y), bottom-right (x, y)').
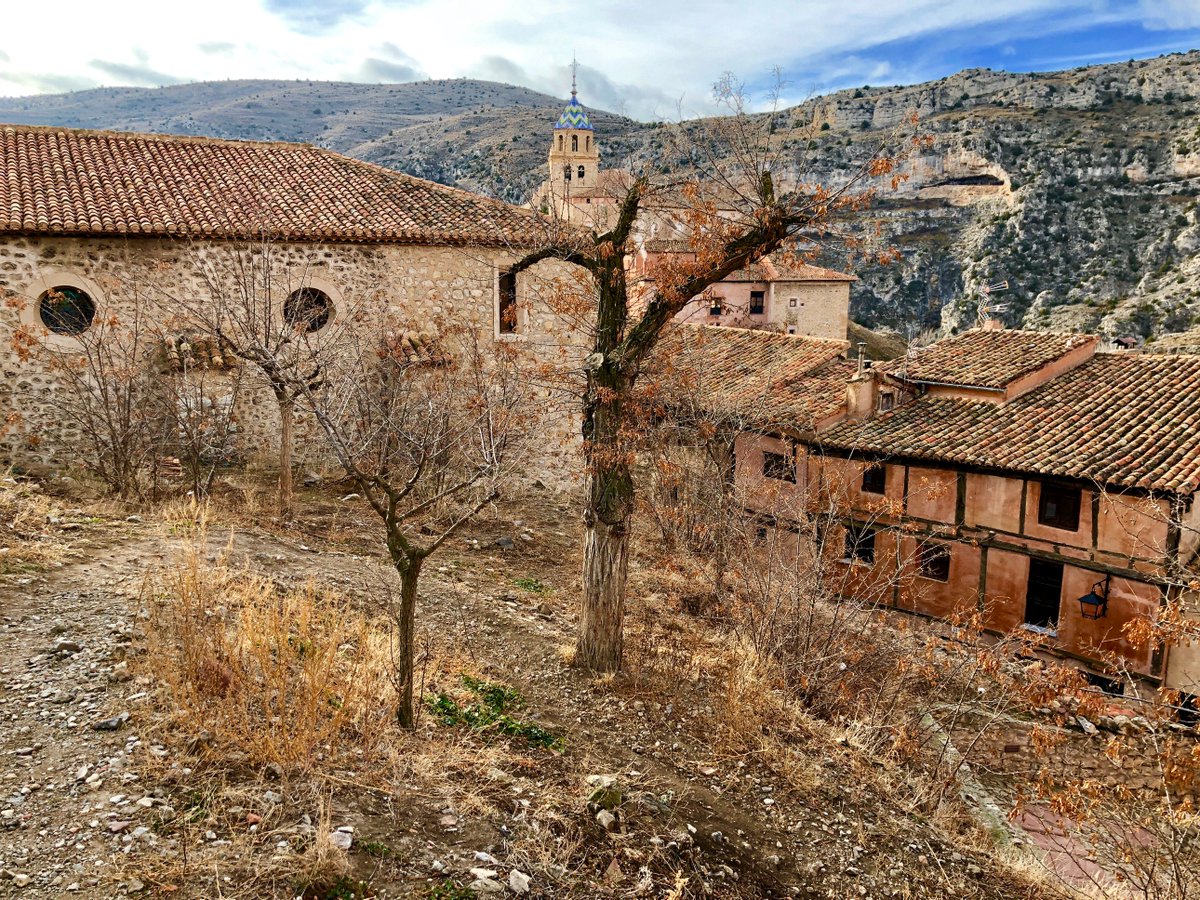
top-left (946, 708), bottom-right (1191, 798)
top-left (0, 235), bottom-right (589, 490)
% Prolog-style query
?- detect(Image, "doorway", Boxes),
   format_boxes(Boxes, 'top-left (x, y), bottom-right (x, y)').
top-left (1025, 558), bottom-right (1063, 631)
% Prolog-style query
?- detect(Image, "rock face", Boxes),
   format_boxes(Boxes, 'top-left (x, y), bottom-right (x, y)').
top-left (3, 52), bottom-right (1199, 339)
top-left (762, 51), bottom-right (1200, 340)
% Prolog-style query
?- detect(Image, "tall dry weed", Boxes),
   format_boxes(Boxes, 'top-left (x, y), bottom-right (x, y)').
top-left (0, 473), bottom-right (65, 573)
top-left (144, 521), bottom-right (394, 772)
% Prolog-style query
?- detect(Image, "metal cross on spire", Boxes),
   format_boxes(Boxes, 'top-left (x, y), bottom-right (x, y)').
top-left (570, 54), bottom-right (578, 97)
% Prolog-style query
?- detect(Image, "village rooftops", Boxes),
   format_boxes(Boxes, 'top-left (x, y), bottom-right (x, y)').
top-left (883, 327), bottom-right (1098, 394)
top-left (0, 124), bottom-right (542, 245)
top-left (650, 324), bottom-right (852, 432)
top-left (721, 257), bottom-right (858, 284)
top-left (636, 243), bottom-right (856, 284)
top-left (819, 350), bottom-right (1200, 494)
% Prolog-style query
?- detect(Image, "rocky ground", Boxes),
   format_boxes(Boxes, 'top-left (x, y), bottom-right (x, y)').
top-left (0, 483), bottom-right (1053, 898)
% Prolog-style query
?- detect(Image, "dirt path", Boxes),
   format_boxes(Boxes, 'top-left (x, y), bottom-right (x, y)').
top-left (0, 501), bottom-right (1050, 898)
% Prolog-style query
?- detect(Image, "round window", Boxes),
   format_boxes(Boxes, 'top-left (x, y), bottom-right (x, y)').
top-left (38, 286), bottom-right (96, 336)
top-left (284, 288), bottom-right (333, 334)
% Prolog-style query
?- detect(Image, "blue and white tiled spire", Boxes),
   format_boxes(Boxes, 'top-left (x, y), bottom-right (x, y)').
top-left (554, 58), bottom-right (593, 131)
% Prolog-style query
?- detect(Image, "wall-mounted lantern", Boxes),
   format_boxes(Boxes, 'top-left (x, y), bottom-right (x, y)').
top-left (1077, 575), bottom-right (1111, 620)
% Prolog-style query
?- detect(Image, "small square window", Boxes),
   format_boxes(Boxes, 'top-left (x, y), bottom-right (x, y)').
top-left (844, 524), bottom-right (876, 563)
top-left (749, 290), bottom-right (765, 315)
top-left (709, 296), bottom-right (723, 317)
top-left (789, 298), bottom-right (798, 308)
top-left (878, 392), bottom-right (895, 412)
top-left (786, 325), bottom-right (797, 334)
top-left (1038, 482), bottom-right (1081, 531)
top-left (916, 541), bottom-right (951, 581)
top-left (762, 450), bottom-right (796, 483)
top-left (861, 464), bottom-right (886, 495)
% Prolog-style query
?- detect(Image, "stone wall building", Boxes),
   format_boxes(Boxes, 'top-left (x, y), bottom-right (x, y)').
top-left (632, 247), bottom-right (855, 342)
top-left (658, 322), bottom-right (1200, 698)
top-left (0, 124), bottom-right (584, 480)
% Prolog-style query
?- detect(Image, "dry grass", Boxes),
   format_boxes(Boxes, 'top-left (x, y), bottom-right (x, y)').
top-left (142, 518), bottom-right (395, 774)
top-left (0, 473), bottom-right (66, 573)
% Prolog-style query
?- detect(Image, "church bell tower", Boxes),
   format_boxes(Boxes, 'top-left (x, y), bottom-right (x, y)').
top-left (548, 60), bottom-right (599, 197)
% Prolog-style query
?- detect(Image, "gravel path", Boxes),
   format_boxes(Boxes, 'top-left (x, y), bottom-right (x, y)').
top-left (1, 525), bottom-right (168, 897)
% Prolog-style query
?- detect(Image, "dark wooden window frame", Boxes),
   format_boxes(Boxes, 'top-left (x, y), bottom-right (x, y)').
top-left (749, 290), bottom-right (765, 315)
top-left (916, 541), bottom-right (951, 582)
top-left (1024, 558), bottom-right (1063, 632)
top-left (762, 450), bottom-right (796, 483)
top-left (862, 464), bottom-right (886, 495)
top-left (498, 270), bottom-right (518, 335)
top-left (844, 524), bottom-right (876, 564)
top-left (1038, 481), bottom-right (1081, 532)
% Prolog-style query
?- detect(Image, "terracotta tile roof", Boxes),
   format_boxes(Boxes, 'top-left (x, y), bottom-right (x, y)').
top-left (883, 328), bottom-right (1096, 390)
top-left (674, 254), bottom-right (856, 284)
top-left (819, 351), bottom-right (1200, 493)
top-left (0, 124), bottom-right (542, 245)
top-left (649, 324), bottom-right (851, 431)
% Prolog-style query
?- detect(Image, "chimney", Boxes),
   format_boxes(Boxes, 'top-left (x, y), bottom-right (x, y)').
top-left (982, 318), bottom-right (1004, 331)
top-left (846, 370), bottom-right (876, 420)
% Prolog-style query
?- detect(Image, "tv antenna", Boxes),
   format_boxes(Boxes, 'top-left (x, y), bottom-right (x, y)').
top-left (977, 280), bottom-right (1009, 326)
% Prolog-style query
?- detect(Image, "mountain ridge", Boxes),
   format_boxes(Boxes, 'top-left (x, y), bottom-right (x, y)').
top-left (1, 53), bottom-right (1198, 340)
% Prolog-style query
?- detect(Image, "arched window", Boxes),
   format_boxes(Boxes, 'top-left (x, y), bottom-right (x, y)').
top-left (577, 165), bottom-right (585, 179)
top-left (563, 164), bottom-right (572, 182)
top-left (571, 134), bottom-right (578, 151)
top-left (558, 134), bottom-right (563, 151)
top-left (586, 136), bottom-right (590, 151)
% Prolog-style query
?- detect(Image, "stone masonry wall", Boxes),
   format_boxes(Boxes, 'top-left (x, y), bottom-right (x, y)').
top-left (0, 235), bottom-right (589, 490)
top-left (947, 708), bottom-right (1193, 800)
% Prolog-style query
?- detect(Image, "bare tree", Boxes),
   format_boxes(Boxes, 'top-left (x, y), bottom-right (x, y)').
top-left (156, 333), bottom-right (244, 499)
top-left (8, 284), bottom-right (167, 498)
top-left (509, 77), bottom-right (914, 671)
top-left (158, 240), bottom-right (332, 520)
top-left (302, 314), bottom-right (538, 727)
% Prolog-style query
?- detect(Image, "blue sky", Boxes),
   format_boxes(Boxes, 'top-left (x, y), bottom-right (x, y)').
top-left (0, 1), bottom-right (1197, 119)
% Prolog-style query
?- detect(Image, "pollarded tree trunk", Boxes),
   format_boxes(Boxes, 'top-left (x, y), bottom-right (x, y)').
top-left (276, 392), bottom-right (295, 522)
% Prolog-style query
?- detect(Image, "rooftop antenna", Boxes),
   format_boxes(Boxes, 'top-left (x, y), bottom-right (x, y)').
top-left (977, 280), bottom-right (1010, 326)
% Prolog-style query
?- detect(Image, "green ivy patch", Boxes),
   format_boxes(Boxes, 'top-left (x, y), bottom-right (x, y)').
top-left (428, 675), bottom-right (562, 750)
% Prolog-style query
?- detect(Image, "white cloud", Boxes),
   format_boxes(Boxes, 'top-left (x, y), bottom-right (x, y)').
top-left (0, 0), bottom-right (1196, 116)
top-left (1140, 0), bottom-right (1200, 30)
